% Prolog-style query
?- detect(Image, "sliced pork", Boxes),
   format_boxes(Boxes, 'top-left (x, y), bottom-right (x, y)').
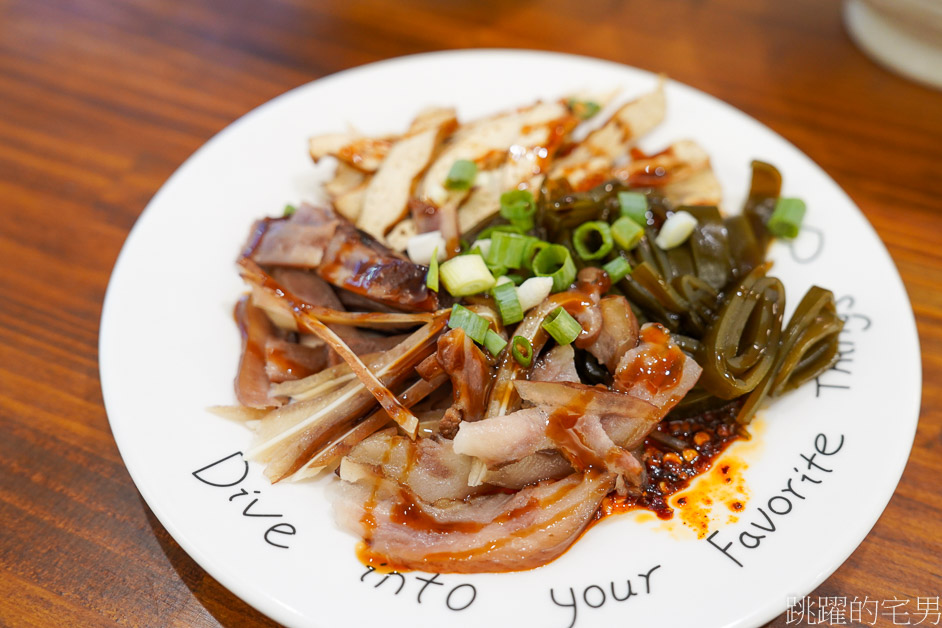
top-left (436, 328), bottom-right (495, 439)
top-left (264, 337), bottom-right (328, 383)
top-left (482, 451), bottom-right (573, 489)
top-left (332, 471), bottom-right (615, 573)
top-left (340, 429), bottom-right (481, 503)
top-left (452, 407), bottom-right (551, 466)
top-left (613, 323), bottom-right (703, 413)
top-left (245, 203), bottom-right (438, 312)
top-left (530, 344), bottom-right (580, 383)
top-left (234, 297), bottom-right (281, 408)
top-left (587, 295), bottom-right (640, 371)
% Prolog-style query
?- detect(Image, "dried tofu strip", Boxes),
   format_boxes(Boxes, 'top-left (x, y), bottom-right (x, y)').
top-left (392, 101), bottom-right (577, 238)
top-left (418, 101), bottom-right (573, 205)
top-left (325, 162), bottom-right (367, 197)
top-left (407, 106), bottom-right (459, 134)
top-left (207, 405), bottom-right (270, 423)
top-left (270, 358), bottom-right (367, 401)
top-left (247, 284), bottom-right (440, 332)
top-left (285, 373), bottom-right (448, 481)
top-left (309, 133), bottom-right (392, 173)
top-left (662, 168), bottom-right (723, 206)
top-left (611, 139), bottom-right (710, 187)
top-left (241, 259), bottom-right (450, 437)
top-left (386, 218), bottom-right (418, 252)
top-left (550, 80), bottom-right (666, 191)
top-left (333, 182), bottom-right (369, 221)
top-left (357, 109), bottom-right (457, 242)
top-left (454, 168), bottom-right (504, 234)
top-left (324, 163), bottom-right (370, 221)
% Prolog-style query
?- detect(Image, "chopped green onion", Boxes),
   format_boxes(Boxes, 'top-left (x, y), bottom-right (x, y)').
top-left (611, 216), bottom-right (644, 251)
top-left (426, 247), bottom-right (439, 292)
top-left (767, 197), bottom-right (806, 239)
top-left (492, 281), bottom-right (524, 325)
top-left (655, 210), bottom-right (698, 250)
top-left (522, 239), bottom-right (550, 272)
top-left (505, 273), bottom-right (525, 286)
top-left (484, 329), bottom-right (508, 356)
top-left (477, 224), bottom-right (526, 239)
top-left (602, 256), bottom-right (632, 283)
top-left (439, 254), bottom-right (496, 297)
top-left (445, 159), bottom-right (477, 190)
top-left (499, 189), bottom-right (536, 230)
top-left (618, 191), bottom-right (648, 226)
top-left (511, 336), bottom-right (533, 367)
top-left (532, 244), bottom-right (577, 292)
top-left (567, 99), bottom-right (601, 120)
top-left (486, 232), bottom-right (532, 269)
top-left (542, 307), bottom-right (583, 345)
top-left (486, 264), bottom-right (508, 278)
top-left (572, 221), bottom-right (613, 260)
top-left (447, 304), bottom-right (490, 344)
top-left (283, 204), bottom-right (297, 217)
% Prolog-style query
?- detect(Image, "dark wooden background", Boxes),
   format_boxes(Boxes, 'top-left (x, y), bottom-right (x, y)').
top-left (1, 0), bottom-right (939, 625)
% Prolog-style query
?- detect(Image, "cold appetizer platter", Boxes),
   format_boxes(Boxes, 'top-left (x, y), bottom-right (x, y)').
top-left (100, 50), bottom-right (921, 628)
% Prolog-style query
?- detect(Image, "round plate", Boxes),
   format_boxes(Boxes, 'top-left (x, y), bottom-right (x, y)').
top-left (99, 50), bottom-right (921, 628)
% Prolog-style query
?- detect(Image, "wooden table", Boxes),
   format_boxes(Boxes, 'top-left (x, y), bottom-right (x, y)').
top-left (1, 0), bottom-right (939, 625)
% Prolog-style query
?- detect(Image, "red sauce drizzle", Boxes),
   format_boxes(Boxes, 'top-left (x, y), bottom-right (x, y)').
top-left (599, 399), bottom-right (744, 520)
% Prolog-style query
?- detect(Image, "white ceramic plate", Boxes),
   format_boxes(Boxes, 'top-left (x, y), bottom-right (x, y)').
top-left (99, 50), bottom-right (921, 628)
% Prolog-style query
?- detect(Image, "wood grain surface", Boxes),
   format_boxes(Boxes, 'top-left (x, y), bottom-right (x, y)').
top-left (1, 0), bottom-right (940, 626)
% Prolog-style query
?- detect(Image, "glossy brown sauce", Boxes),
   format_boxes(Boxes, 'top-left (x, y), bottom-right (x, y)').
top-left (316, 222), bottom-right (439, 312)
top-left (615, 325), bottom-right (685, 396)
top-left (336, 138), bottom-right (390, 168)
top-left (417, 490), bottom-right (582, 565)
top-left (264, 344), bottom-right (317, 381)
top-left (233, 296), bottom-right (279, 408)
top-left (624, 146), bottom-right (675, 187)
top-left (437, 330), bottom-right (494, 438)
top-left (234, 297), bottom-right (265, 364)
top-left (545, 392), bottom-right (608, 472)
top-left (572, 170), bottom-right (612, 193)
top-left (389, 490), bottom-right (540, 535)
top-left (359, 443), bottom-right (395, 546)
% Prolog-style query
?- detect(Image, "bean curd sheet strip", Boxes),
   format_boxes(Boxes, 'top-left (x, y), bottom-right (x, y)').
top-left (248, 320), bottom-right (443, 482)
top-left (269, 359), bottom-right (369, 401)
top-left (241, 258), bottom-right (452, 437)
top-left (286, 373), bottom-right (450, 481)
